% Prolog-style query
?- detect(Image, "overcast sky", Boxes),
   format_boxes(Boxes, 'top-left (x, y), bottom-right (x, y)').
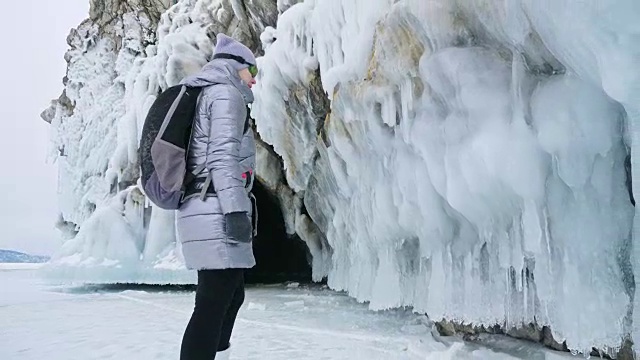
top-left (0, 1), bottom-right (89, 255)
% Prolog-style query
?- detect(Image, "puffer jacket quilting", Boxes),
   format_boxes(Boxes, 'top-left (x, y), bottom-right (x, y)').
top-left (176, 59), bottom-right (257, 270)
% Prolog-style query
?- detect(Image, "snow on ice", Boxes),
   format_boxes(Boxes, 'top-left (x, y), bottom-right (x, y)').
top-left (1, 267), bottom-right (575, 359)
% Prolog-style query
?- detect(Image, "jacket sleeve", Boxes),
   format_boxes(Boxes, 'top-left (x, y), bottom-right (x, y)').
top-left (205, 85), bottom-right (251, 215)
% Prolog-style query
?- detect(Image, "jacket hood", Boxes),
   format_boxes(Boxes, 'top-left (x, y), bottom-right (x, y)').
top-left (180, 59), bottom-right (254, 103)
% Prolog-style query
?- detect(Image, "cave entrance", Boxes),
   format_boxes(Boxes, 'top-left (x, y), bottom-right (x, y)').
top-left (245, 180), bottom-right (312, 284)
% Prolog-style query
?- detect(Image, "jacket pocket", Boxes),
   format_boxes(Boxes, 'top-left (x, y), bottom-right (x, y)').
top-left (177, 213), bottom-right (226, 243)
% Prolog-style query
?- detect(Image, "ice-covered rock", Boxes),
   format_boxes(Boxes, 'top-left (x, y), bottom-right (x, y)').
top-left (44, 0), bottom-right (640, 354)
top-left (44, 0), bottom-right (279, 284)
top-left (252, 0), bottom-right (639, 354)
top-left (89, 0), bottom-right (170, 29)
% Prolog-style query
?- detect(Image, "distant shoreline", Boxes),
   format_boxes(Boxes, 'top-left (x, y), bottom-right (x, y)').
top-left (0, 249), bottom-right (50, 264)
top-left (0, 263), bottom-right (45, 270)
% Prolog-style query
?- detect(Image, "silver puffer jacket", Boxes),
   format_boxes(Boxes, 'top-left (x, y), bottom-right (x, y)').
top-left (176, 59), bottom-right (256, 270)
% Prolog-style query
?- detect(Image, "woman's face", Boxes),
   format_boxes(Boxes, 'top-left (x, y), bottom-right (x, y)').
top-left (239, 68), bottom-right (256, 89)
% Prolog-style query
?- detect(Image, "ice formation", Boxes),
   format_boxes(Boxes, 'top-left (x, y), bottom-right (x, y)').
top-left (43, 0), bottom-right (270, 283)
top-left (44, 0), bottom-right (640, 353)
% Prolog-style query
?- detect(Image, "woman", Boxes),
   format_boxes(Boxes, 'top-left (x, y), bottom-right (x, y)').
top-left (177, 33), bottom-right (259, 360)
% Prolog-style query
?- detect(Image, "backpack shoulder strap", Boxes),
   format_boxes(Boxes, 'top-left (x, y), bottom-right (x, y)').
top-left (183, 164), bottom-right (207, 186)
top-left (199, 172), bottom-right (213, 201)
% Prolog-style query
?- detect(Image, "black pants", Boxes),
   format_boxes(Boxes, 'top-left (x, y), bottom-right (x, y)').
top-left (180, 269), bottom-right (245, 360)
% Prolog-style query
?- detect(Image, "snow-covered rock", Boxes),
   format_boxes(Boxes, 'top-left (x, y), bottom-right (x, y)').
top-left (44, 0), bottom-right (640, 355)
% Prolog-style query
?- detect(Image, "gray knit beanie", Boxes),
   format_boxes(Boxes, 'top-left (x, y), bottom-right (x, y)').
top-left (214, 33), bottom-right (256, 70)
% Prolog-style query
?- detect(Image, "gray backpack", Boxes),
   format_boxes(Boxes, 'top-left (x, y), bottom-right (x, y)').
top-left (139, 85), bottom-right (204, 209)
